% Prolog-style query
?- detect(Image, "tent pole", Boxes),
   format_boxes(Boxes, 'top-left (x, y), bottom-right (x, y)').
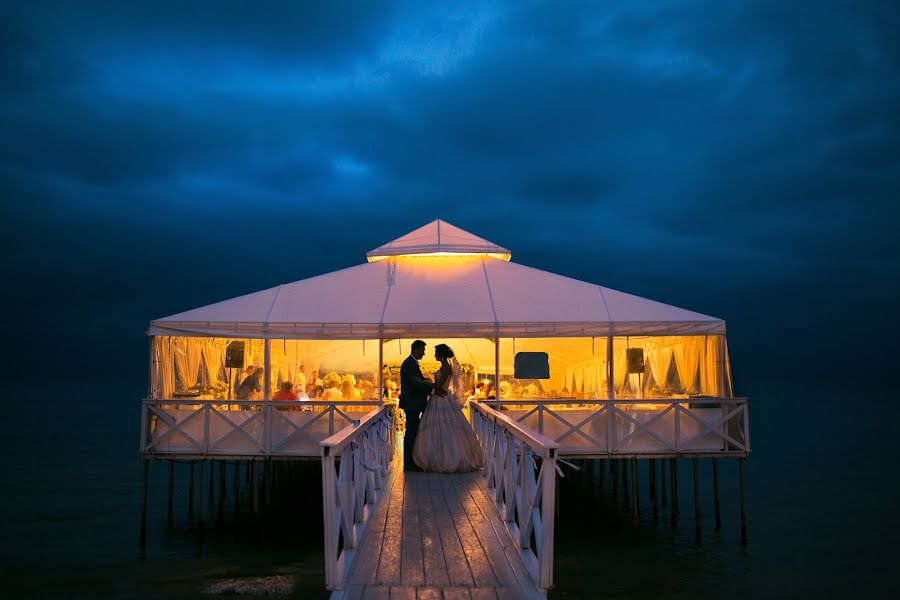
top-left (717, 335), bottom-right (726, 398)
top-left (606, 337), bottom-right (614, 400)
top-left (264, 339), bottom-right (271, 400)
top-left (377, 337), bottom-right (383, 400)
top-left (494, 336), bottom-right (500, 393)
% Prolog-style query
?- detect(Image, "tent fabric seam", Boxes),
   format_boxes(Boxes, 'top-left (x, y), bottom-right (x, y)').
top-left (596, 286), bottom-right (613, 322)
top-left (264, 284), bottom-right (283, 322)
top-left (378, 260), bottom-right (394, 325)
top-left (481, 260), bottom-right (499, 326)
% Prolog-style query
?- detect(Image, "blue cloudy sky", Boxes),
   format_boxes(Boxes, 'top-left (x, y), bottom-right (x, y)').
top-left (2, 1), bottom-right (898, 387)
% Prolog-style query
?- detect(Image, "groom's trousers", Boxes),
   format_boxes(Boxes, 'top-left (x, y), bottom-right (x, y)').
top-left (404, 408), bottom-right (423, 469)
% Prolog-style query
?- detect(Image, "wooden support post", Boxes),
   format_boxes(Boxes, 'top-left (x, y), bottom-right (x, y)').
top-left (661, 458), bottom-right (667, 507)
top-left (218, 462), bottom-right (225, 523)
top-left (196, 461), bottom-right (204, 523)
top-left (598, 458), bottom-right (605, 489)
top-left (739, 457), bottom-right (748, 544)
top-left (233, 462), bottom-right (240, 513)
top-left (693, 458), bottom-right (701, 542)
top-left (251, 461), bottom-right (259, 513)
top-left (187, 462), bottom-right (195, 517)
top-left (712, 457), bottom-right (721, 531)
top-left (631, 457), bottom-right (639, 527)
top-left (649, 458), bottom-right (657, 520)
top-left (167, 460), bottom-right (174, 528)
top-left (208, 460), bottom-right (214, 506)
top-left (612, 458), bottom-right (619, 499)
top-left (670, 458), bottom-right (679, 520)
top-left (622, 458), bottom-right (629, 505)
top-left (264, 461), bottom-right (272, 506)
top-left (139, 460), bottom-right (149, 546)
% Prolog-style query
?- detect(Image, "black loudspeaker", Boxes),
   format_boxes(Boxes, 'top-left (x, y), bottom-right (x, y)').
top-left (225, 341), bottom-right (245, 368)
top-left (626, 348), bottom-right (645, 374)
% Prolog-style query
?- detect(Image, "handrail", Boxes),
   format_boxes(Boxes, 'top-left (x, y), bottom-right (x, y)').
top-left (470, 399), bottom-right (557, 593)
top-left (320, 405), bottom-right (397, 591)
top-left (320, 406), bottom-right (387, 454)
top-left (471, 401), bottom-right (558, 457)
top-left (481, 396), bottom-right (748, 406)
top-left (143, 398), bottom-right (383, 407)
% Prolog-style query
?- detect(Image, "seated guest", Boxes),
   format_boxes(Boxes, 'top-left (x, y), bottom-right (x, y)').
top-left (273, 381), bottom-right (298, 401)
top-left (314, 385), bottom-right (324, 398)
top-left (305, 383), bottom-right (316, 398)
top-left (485, 382), bottom-right (496, 400)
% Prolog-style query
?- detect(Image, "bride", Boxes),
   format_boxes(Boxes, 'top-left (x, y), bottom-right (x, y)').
top-left (412, 344), bottom-right (484, 473)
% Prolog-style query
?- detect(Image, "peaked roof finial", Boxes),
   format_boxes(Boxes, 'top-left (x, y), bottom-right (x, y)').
top-left (367, 219), bottom-right (511, 262)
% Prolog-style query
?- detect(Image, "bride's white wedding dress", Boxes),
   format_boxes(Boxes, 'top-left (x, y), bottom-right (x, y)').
top-left (412, 359), bottom-right (484, 473)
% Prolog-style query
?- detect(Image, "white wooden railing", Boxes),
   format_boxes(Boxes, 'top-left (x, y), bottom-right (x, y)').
top-left (471, 400), bottom-right (558, 594)
top-left (321, 405), bottom-right (397, 591)
top-left (140, 399), bottom-right (384, 457)
top-left (481, 397), bottom-right (749, 456)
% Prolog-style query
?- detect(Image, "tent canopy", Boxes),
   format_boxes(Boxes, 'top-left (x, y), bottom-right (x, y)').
top-left (149, 220), bottom-right (724, 339)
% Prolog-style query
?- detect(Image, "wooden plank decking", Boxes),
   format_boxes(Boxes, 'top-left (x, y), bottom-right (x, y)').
top-left (334, 470), bottom-right (544, 600)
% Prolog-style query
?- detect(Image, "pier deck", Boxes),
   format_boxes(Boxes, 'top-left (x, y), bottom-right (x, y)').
top-left (334, 470), bottom-right (543, 600)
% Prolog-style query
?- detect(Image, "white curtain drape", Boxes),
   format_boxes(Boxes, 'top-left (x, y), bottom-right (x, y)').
top-left (151, 337), bottom-right (175, 399)
top-left (174, 339), bottom-right (204, 390)
top-left (648, 346), bottom-right (673, 390)
top-left (673, 338), bottom-right (702, 393)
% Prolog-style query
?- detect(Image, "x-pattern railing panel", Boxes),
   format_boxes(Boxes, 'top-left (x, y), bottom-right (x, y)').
top-left (485, 398), bottom-right (749, 456)
top-left (677, 404), bottom-right (747, 452)
top-left (471, 401), bottom-right (557, 594)
top-left (320, 406), bottom-right (396, 591)
top-left (140, 399), bottom-right (383, 457)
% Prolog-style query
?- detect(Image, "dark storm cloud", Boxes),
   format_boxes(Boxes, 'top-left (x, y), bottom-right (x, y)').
top-left (2, 0), bottom-right (899, 385)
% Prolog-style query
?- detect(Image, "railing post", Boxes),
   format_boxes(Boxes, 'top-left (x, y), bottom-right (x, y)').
top-left (520, 445), bottom-right (533, 547)
top-left (321, 447), bottom-right (337, 589)
top-left (674, 403), bottom-right (681, 454)
top-left (606, 402), bottom-right (615, 454)
top-left (139, 401), bottom-right (148, 453)
top-left (505, 436), bottom-right (516, 522)
top-left (743, 401), bottom-right (751, 453)
top-left (540, 450), bottom-right (557, 592)
top-left (203, 404), bottom-right (210, 453)
top-left (265, 404), bottom-right (273, 455)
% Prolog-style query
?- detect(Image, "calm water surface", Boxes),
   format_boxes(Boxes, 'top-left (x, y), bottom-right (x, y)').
top-left (1, 382), bottom-right (896, 598)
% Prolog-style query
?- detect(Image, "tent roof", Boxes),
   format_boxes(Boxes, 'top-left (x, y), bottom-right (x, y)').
top-left (366, 219), bottom-right (511, 261)
top-left (150, 221), bottom-right (725, 339)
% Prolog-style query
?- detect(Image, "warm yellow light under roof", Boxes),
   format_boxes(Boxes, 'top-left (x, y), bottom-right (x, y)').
top-left (367, 251), bottom-right (512, 262)
top-left (366, 219), bottom-right (512, 262)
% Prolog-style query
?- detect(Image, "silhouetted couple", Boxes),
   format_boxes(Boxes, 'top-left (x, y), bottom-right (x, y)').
top-left (399, 340), bottom-right (483, 473)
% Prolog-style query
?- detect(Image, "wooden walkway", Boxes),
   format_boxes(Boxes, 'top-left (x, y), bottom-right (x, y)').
top-left (334, 470), bottom-right (544, 600)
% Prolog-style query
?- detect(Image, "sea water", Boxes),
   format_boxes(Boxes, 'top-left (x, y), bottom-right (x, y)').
top-left (0, 382), bottom-right (895, 598)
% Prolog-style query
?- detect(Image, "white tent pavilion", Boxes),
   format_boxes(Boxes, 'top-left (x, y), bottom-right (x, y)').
top-left (142, 220), bottom-right (744, 459)
top-left (149, 219), bottom-right (725, 340)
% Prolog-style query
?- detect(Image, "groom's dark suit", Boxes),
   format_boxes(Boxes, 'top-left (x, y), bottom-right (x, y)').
top-left (399, 355), bottom-right (433, 470)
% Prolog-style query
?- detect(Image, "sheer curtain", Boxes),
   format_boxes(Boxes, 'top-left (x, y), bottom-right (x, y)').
top-left (174, 339), bottom-right (204, 390)
top-left (151, 337), bottom-right (175, 399)
top-left (673, 338), bottom-right (702, 394)
top-left (647, 346), bottom-right (673, 391)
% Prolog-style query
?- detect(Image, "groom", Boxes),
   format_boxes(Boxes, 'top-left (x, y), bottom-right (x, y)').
top-left (399, 339), bottom-right (434, 471)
